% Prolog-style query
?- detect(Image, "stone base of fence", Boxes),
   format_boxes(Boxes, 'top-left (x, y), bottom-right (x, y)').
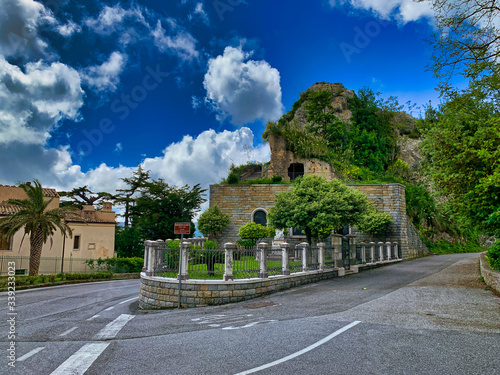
top-left (139, 269), bottom-right (340, 309)
top-left (480, 252), bottom-right (500, 294)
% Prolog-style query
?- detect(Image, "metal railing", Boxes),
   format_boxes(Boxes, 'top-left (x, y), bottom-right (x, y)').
top-left (143, 240), bottom-right (402, 280)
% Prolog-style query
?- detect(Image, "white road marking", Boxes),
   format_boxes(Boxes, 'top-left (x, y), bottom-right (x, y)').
top-left (17, 347), bottom-right (45, 362)
top-left (50, 343), bottom-right (110, 375)
top-left (233, 321), bottom-right (362, 375)
top-left (59, 327), bottom-right (78, 336)
top-left (222, 320), bottom-right (277, 330)
top-left (94, 314), bottom-right (135, 340)
top-left (118, 296), bottom-right (138, 304)
top-left (86, 314), bottom-right (100, 321)
top-left (208, 324), bottom-right (221, 327)
top-left (104, 306), bottom-right (115, 311)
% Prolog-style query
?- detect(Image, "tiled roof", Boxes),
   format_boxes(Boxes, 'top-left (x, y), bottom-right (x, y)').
top-left (0, 184), bottom-right (60, 198)
top-left (0, 204), bottom-right (21, 216)
top-left (66, 217), bottom-right (116, 224)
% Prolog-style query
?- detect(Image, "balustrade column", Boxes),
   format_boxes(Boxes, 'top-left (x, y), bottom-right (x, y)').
top-left (394, 242), bottom-right (400, 259)
top-left (258, 242), bottom-right (269, 278)
top-left (386, 242), bottom-right (391, 261)
top-left (298, 242), bottom-right (309, 272)
top-left (361, 243), bottom-right (366, 264)
top-left (224, 243), bottom-right (235, 281)
top-left (318, 242), bottom-right (325, 271)
top-left (369, 242), bottom-right (375, 264)
top-left (280, 242), bottom-right (290, 275)
top-left (378, 242), bottom-right (384, 262)
top-left (177, 241), bottom-right (190, 280)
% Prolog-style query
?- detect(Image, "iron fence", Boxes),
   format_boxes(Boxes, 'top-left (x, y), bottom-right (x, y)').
top-left (233, 247), bottom-right (260, 279)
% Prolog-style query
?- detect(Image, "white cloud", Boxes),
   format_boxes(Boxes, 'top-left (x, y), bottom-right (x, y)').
top-left (57, 20), bottom-right (82, 37)
top-left (115, 142), bottom-right (123, 153)
top-left (329, 0), bottom-right (434, 23)
top-left (0, 127), bottom-right (270, 206)
top-left (0, 56), bottom-right (84, 145)
top-left (152, 21), bottom-right (199, 61)
top-left (203, 46), bottom-right (283, 125)
top-left (0, 0), bottom-right (57, 59)
top-left (81, 51), bottom-right (127, 93)
top-left (143, 127), bottom-right (270, 188)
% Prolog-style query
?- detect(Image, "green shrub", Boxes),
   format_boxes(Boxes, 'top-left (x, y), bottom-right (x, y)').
top-left (85, 257), bottom-right (144, 273)
top-left (486, 241), bottom-right (500, 271)
top-left (227, 172), bottom-right (239, 184)
top-left (203, 240), bottom-right (218, 249)
top-left (271, 175), bottom-right (283, 183)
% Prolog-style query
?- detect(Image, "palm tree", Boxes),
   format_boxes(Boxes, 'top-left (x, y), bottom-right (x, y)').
top-left (0, 180), bottom-right (79, 276)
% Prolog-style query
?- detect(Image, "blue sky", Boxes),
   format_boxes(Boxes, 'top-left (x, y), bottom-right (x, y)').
top-left (0, 0), bottom-right (444, 205)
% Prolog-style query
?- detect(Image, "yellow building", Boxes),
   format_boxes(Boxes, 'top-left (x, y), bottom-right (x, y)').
top-left (0, 184), bottom-right (116, 274)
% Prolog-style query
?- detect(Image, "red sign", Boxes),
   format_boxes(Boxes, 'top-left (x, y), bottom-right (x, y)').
top-left (174, 222), bottom-right (191, 235)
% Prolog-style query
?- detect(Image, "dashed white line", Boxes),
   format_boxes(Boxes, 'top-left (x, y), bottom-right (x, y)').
top-left (50, 343), bottom-right (110, 375)
top-left (94, 314), bottom-right (135, 340)
top-left (59, 327), bottom-right (78, 336)
top-left (17, 347), bottom-right (45, 362)
top-left (86, 314), bottom-right (100, 321)
top-left (118, 296), bottom-right (138, 304)
top-left (104, 306), bottom-right (115, 311)
top-left (233, 321), bottom-right (362, 375)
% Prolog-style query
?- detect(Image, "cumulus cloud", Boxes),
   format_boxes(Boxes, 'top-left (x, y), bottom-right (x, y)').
top-left (0, 127), bottom-right (270, 203)
top-left (143, 127), bottom-right (270, 188)
top-left (203, 46), bottom-right (283, 125)
top-left (329, 0), bottom-right (434, 23)
top-left (0, 56), bottom-right (84, 145)
top-left (0, 0), bottom-right (57, 59)
top-left (80, 51), bottom-right (127, 93)
top-left (152, 21), bottom-right (199, 61)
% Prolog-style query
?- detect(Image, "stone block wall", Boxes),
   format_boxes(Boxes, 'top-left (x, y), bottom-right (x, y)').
top-left (480, 252), bottom-right (500, 293)
top-left (139, 269), bottom-right (339, 309)
top-left (209, 183), bottom-right (427, 259)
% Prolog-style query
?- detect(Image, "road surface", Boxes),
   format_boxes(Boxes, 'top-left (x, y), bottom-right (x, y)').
top-left (1, 253), bottom-right (499, 375)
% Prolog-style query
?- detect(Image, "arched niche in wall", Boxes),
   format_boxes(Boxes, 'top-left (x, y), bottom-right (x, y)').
top-left (252, 208), bottom-right (268, 226)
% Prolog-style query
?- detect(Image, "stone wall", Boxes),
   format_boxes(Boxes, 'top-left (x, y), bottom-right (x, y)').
top-left (480, 252), bottom-right (500, 293)
top-left (209, 183), bottom-right (427, 259)
top-left (139, 269), bottom-right (339, 309)
top-left (265, 134), bottom-right (337, 182)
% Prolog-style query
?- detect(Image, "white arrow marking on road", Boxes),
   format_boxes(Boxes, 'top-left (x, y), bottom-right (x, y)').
top-left (17, 347), bottom-right (45, 362)
top-left (234, 321), bottom-right (362, 375)
top-left (94, 314), bottom-right (135, 340)
top-left (50, 343), bottom-right (110, 375)
top-left (86, 314), bottom-right (100, 321)
top-left (222, 320), bottom-right (277, 330)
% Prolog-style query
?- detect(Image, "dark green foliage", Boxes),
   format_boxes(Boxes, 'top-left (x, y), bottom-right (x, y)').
top-left (271, 175), bottom-right (283, 183)
top-left (115, 226), bottom-right (144, 258)
top-left (85, 257), bottom-right (144, 273)
top-left (131, 179), bottom-right (206, 240)
top-left (486, 241), bottom-right (500, 271)
top-left (236, 239), bottom-right (256, 248)
top-left (227, 172), bottom-right (239, 184)
top-left (348, 88), bottom-right (398, 172)
top-left (203, 240), bottom-right (218, 249)
top-left (197, 206), bottom-right (230, 238)
top-left (405, 183), bottom-right (436, 227)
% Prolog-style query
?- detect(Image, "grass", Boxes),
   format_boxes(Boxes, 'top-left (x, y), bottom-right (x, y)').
top-left (426, 241), bottom-right (486, 255)
top-left (158, 256), bottom-right (303, 280)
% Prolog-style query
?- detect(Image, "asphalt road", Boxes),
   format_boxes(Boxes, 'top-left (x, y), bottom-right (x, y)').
top-left (1, 253), bottom-right (499, 375)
